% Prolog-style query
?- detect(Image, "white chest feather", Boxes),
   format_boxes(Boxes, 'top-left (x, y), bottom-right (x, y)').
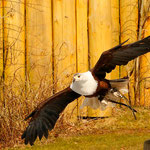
top-left (70, 71), bottom-right (98, 96)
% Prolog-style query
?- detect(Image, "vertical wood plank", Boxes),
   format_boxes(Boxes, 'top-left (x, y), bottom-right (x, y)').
top-left (26, 0), bottom-right (53, 97)
top-left (88, 0), bottom-right (112, 117)
top-left (120, 0), bottom-right (138, 77)
top-left (140, 18), bottom-right (150, 106)
top-left (76, 0), bottom-right (88, 117)
top-left (3, 0), bottom-right (25, 97)
top-left (0, 0), bottom-right (3, 105)
top-left (53, 0), bottom-right (77, 121)
top-left (120, 0), bottom-right (138, 104)
top-left (110, 0), bottom-right (120, 79)
top-left (0, 0), bottom-right (3, 78)
top-left (120, 0), bottom-right (138, 46)
top-left (140, 1), bottom-right (150, 106)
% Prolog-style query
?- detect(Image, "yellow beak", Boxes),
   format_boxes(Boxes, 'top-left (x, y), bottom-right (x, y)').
top-left (73, 76), bottom-right (78, 82)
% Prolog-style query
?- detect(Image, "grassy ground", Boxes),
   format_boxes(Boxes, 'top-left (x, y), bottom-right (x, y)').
top-left (6, 107), bottom-right (150, 150)
top-left (10, 132), bottom-right (150, 150)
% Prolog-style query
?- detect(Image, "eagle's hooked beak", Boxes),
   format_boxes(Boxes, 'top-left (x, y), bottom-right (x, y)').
top-left (73, 78), bottom-right (75, 82)
top-left (73, 76), bottom-right (79, 82)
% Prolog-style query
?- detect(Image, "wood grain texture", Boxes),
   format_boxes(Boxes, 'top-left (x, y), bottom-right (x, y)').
top-left (0, 0), bottom-right (3, 78)
top-left (120, 0), bottom-right (138, 105)
top-left (3, 0), bottom-right (25, 97)
top-left (26, 0), bottom-right (53, 95)
top-left (0, 0), bottom-right (3, 105)
top-left (140, 6), bottom-right (150, 106)
top-left (76, 0), bottom-right (88, 117)
top-left (53, 0), bottom-right (77, 121)
top-left (88, 0), bottom-right (112, 117)
top-left (110, 0), bottom-right (120, 79)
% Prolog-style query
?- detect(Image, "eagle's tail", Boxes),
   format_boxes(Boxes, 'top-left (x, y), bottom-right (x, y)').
top-left (109, 77), bottom-right (129, 94)
top-left (80, 97), bottom-right (114, 111)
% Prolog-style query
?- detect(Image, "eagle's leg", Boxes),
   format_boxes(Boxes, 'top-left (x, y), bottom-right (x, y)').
top-left (97, 95), bottom-right (104, 101)
top-left (107, 99), bottom-right (137, 120)
top-left (110, 88), bottom-right (130, 104)
top-left (110, 88), bottom-right (137, 120)
top-left (97, 93), bottom-right (137, 119)
top-left (107, 99), bottom-right (136, 112)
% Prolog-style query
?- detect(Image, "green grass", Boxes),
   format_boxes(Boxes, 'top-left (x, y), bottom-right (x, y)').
top-left (10, 132), bottom-right (150, 150)
top-left (7, 107), bottom-right (150, 150)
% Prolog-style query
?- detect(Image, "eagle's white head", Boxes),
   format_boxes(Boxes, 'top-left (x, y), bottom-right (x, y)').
top-left (70, 71), bottom-right (98, 96)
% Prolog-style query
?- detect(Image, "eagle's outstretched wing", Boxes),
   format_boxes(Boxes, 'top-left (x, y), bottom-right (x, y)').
top-left (92, 36), bottom-right (150, 79)
top-left (21, 87), bottom-right (80, 145)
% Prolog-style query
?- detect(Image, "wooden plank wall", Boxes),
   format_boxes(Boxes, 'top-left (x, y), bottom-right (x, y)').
top-left (0, 0), bottom-right (3, 105)
top-left (88, 0), bottom-right (113, 117)
top-left (3, 0), bottom-right (25, 107)
top-left (76, 0), bottom-right (88, 117)
top-left (120, 0), bottom-right (138, 105)
top-left (26, 0), bottom-right (53, 106)
top-left (0, 0), bottom-right (150, 118)
top-left (140, 0), bottom-right (150, 106)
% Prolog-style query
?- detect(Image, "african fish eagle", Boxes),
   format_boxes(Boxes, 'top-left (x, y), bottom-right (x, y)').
top-left (22, 36), bottom-right (150, 145)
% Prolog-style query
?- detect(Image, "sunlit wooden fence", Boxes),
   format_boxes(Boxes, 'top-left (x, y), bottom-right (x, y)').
top-left (0, 0), bottom-right (150, 118)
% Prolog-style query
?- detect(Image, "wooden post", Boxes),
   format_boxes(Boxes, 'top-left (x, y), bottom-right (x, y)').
top-left (26, 0), bottom-right (53, 98)
top-left (3, 0), bottom-right (25, 100)
top-left (120, 0), bottom-right (138, 105)
top-left (140, 10), bottom-right (150, 106)
top-left (76, 0), bottom-right (88, 118)
top-left (111, 0), bottom-right (120, 79)
top-left (88, 0), bottom-right (112, 117)
top-left (0, 0), bottom-right (3, 105)
top-left (53, 0), bottom-right (77, 121)
top-left (144, 140), bottom-right (150, 150)
top-left (0, 0), bottom-right (3, 78)
top-left (135, 0), bottom-right (144, 106)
